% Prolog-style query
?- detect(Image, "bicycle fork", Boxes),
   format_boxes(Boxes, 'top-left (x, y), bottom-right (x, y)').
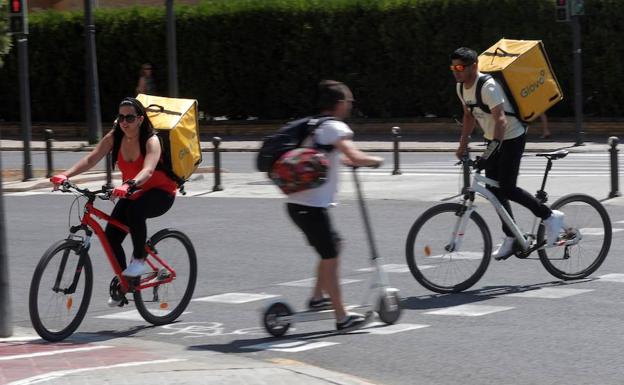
top-left (445, 203), bottom-right (475, 252)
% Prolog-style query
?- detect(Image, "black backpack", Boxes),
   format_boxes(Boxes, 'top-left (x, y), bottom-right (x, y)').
top-left (459, 74), bottom-right (521, 121)
top-left (256, 116), bottom-right (335, 172)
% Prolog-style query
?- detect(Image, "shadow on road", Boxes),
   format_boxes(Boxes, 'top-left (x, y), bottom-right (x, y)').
top-left (400, 278), bottom-right (595, 311)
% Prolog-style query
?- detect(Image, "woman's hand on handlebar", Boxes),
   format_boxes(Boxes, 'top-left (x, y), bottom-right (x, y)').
top-left (50, 174), bottom-right (68, 190)
top-left (112, 180), bottom-right (137, 199)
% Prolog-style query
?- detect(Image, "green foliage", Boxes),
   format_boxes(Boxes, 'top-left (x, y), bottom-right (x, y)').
top-left (0, 0), bottom-right (622, 122)
top-left (0, 0), bottom-right (13, 68)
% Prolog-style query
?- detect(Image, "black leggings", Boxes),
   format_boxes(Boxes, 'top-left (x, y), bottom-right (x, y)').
top-left (485, 134), bottom-right (552, 237)
top-left (105, 189), bottom-right (174, 269)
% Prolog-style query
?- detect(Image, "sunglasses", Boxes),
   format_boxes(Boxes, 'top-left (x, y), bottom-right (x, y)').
top-left (450, 63), bottom-right (474, 72)
top-left (117, 113), bottom-right (138, 123)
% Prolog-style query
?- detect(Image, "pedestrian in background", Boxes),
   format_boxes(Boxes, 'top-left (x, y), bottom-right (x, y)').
top-left (539, 113), bottom-right (552, 139)
top-left (286, 80), bottom-right (383, 333)
top-left (136, 63), bottom-right (156, 95)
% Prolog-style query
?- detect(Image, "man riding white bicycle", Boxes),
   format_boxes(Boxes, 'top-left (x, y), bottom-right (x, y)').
top-left (451, 47), bottom-right (564, 259)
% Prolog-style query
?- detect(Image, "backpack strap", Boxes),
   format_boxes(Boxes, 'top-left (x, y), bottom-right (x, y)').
top-left (460, 74), bottom-right (519, 119)
top-left (305, 116), bottom-right (336, 152)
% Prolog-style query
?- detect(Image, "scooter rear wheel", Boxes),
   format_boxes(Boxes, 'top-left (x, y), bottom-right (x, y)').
top-left (263, 302), bottom-right (293, 337)
top-left (377, 289), bottom-right (401, 324)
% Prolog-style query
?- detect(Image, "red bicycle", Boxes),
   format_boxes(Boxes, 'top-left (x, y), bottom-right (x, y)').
top-left (28, 181), bottom-right (197, 342)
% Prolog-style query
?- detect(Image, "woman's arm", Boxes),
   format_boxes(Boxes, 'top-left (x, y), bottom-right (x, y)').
top-left (132, 135), bottom-right (162, 186)
top-left (61, 131), bottom-right (115, 178)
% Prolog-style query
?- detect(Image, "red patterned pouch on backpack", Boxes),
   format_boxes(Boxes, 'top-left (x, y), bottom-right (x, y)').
top-left (269, 148), bottom-right (330, 194)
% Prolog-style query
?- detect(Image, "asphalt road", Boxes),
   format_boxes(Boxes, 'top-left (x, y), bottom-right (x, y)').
top-left (4, 152), bottom-right (624, 385)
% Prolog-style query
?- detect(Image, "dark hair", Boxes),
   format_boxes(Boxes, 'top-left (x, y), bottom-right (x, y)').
top-left (317, 80), bottom-right (351, 111)
top-left (111, 97), bottom-right (155, 169)
top-left (451, 47), bottom-right (478, 65)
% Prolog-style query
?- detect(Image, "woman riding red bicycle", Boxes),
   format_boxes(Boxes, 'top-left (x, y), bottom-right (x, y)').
top-left (50, 97), bottom-right (177, 306)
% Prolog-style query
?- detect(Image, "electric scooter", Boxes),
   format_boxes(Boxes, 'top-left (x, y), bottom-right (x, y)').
top-left (262, 167), bottom-right (402, 337)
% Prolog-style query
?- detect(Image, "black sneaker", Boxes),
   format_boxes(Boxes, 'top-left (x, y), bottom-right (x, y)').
top-left (307, 297), bottom-right (332, 311)
top-left (336, 313), bottom-right (367, 333)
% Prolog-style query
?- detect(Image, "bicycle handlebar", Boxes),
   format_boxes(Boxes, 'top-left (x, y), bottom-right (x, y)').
top-left (58, 181), bottom-right (113, 200)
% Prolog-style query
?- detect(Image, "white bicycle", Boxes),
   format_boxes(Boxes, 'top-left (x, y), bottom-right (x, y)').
top-left (405, 150), bottom-right (612, 294)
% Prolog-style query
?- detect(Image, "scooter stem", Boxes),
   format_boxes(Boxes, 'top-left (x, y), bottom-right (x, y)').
top-left (351, 167), bottom-right (380, 261)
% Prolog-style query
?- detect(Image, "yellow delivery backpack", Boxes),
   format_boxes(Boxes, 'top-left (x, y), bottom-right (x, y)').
top-left (478, 38), bottom-right (563, 122)
top-left (136, 94), bottom-right (202, 193)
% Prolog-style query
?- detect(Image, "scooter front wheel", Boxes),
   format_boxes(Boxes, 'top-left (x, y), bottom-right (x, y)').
top-left (377, 289), bottom-right (401, 324)
top-left (263, 302), bottom-right (293, 337)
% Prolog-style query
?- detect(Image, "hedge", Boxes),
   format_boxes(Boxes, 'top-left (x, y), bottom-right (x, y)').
top-left (0, 0), bottom-right (12, 68)
top-left (0, 0), bottom-right (622, 122)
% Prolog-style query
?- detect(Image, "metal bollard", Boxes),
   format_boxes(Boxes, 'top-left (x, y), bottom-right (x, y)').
top-left (212, 137), bottom-right (223, 191)
top-left (391, 126), bottom-right (402, 175)
top-left (462, 148), bottom-right (471, 191)
top-left (609, 136), bottom-right (621, 198)
top-left (44, 129), bottom-right (54, 178)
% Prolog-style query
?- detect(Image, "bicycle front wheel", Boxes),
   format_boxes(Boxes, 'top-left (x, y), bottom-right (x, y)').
top-left (406, 203), bottom-right (492, 293)
top-left (134, 229), bottom-right (197, 325)
top-left (538, 194), bottom-right (612, 280)
top-left (29, 240), bottom-right (93, 342)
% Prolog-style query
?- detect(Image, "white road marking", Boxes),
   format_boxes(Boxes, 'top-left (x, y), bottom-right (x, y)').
top-left (598, 273), bottom-right (624, 283)
top-left (241, 340), bottom-right (339, 353)
top-left (0, 335), bottom-right (40, 343)
top-left (95, 309), bottom-right (190, 321)
top-left (356, 264), bottom-right (410, 273)
top-left (192, 292), bottom-right (279, 304)
top-left (6, 358), bottom-right (186, 385)
top-left (504, 287), bottom-right (593, 299)
top-left (427, 252), bottom-right (484, 260)
top-left (0, 345), bottom-right (113, 361)
top-left (425, 304), bottom-right (514, 317)
top-left (278, 278), bottom-right (361, 287)
top-left (353, 322), bottom-right (430, 335)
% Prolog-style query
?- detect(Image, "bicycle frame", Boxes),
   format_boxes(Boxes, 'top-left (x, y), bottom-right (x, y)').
top-left (459, 173), bottom-right (534, 252)
top-left (64, 192), bottom-right (176, 294)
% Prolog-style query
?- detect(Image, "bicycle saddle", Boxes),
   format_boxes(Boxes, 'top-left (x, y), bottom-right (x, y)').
top-left (535, 149), bottom-right (569, 159)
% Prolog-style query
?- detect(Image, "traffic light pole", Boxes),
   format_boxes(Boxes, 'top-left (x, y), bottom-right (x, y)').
top-left (84, 0), bottom-right (102, 144)
top-left (17, 34), bottom-right (33, 181)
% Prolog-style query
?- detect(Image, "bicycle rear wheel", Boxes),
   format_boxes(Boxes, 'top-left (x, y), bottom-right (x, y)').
top-left (405, 203), bottom-right (492, 293)
top-left (29, 240), bottom-right (93, 342)
top-left (134, 229), bottom-right (197, 325)
top-left (538, 194), bottom-right (612, 280)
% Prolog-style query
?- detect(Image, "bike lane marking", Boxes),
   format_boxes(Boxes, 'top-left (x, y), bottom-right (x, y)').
top-left (278, 278), bottom-right (361, 287)
top-left (95, 309), bottom-right (190, 321)
top-left (0, 345), bottom-right (112, 361)
top-left (241, 340), bottom-right (340, 353)
top-left (424, 304), bottom-right (514, 317)
top-left (355, 264), bottom-right (411, 273)
top-left (598, 273), bottom-right (624, 283)
top-left (0, 337), bottom-right (177, 385)
top-left (192, 292), bottom-right (279, 304)
top-left (503, 287), bottom-right (593, 299)
top-left (5, 358), bottom-right (186, 385)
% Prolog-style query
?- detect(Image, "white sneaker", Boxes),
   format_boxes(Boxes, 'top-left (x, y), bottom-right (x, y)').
top-left (543, 210), bottom-right (565, 246)
top-left (122, 258), bottom-right (153, 277)
top-left (492, 237), bottom-right (516, 260)
top-left (107, 297), bottom-right (123, 307)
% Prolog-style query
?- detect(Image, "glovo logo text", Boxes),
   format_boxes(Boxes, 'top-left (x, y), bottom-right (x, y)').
top-left (520, 70), bottom-right (546, 98)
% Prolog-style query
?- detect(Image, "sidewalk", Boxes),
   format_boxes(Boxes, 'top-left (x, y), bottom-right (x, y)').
top-left (3, 327), bottom-right (379, 385)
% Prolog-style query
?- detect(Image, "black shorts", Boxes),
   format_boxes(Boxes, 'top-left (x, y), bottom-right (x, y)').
top-left (287, 203), bottom-right (342, 259)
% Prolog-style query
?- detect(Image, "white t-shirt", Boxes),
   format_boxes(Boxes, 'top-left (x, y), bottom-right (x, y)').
top-left (286, 120), bottom-right (354, 208)
top-left (456, 73), bottom-right (526, 140)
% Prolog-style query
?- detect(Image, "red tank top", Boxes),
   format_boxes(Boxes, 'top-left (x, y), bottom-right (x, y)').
top-left (117, 152), bottom-right (177, 199)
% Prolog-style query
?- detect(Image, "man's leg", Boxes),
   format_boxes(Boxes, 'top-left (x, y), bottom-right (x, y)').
top-left (498, 135), bottom-right (551, 220)
top-left (318, 258), bottom-right (346, 321)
